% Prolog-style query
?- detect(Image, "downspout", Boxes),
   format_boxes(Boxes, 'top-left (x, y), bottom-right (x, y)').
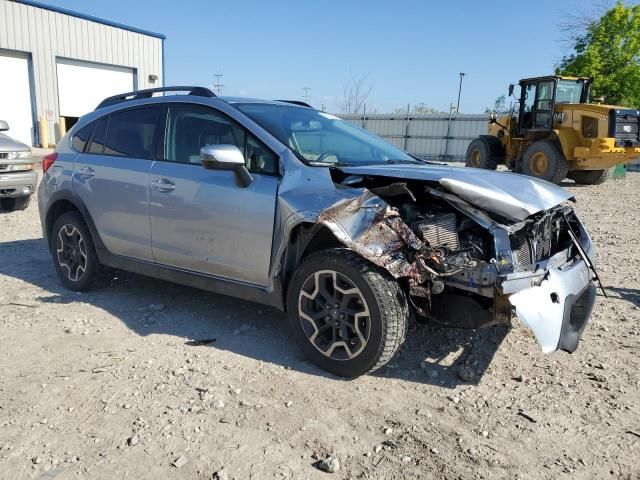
top-left (161, 38), bottom-right (166, 87)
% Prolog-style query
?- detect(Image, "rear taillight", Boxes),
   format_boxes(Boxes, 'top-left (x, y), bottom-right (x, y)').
top-left (42, 152), bottom-right (58, 173)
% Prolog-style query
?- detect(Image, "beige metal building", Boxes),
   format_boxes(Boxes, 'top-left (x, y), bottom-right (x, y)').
top-left (0, 0), bottom-right (164, 146)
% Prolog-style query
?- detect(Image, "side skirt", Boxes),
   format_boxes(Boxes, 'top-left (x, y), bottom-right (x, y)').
top-left (96, 249), bottom-right (284, 311)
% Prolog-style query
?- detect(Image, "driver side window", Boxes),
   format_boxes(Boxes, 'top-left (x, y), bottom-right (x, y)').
top-left (164, 104), bottom-right (278, 174)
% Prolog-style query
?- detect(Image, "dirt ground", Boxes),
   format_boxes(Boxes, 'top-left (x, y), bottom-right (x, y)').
top-left (1, 173), bottom-right (639, 480)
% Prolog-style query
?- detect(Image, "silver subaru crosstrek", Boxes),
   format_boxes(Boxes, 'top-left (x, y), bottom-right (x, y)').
top-left (38, 86), bottom-right (600, 378)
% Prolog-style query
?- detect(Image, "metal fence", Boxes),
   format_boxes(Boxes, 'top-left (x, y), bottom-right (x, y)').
top-left (338, 113), bottom-right (489, 162)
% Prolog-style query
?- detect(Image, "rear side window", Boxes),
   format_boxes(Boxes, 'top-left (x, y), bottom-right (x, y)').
top-left (104, 107), bottom-right (159, 159)
top-left (87, 117), bottom-right (109, 154)
top-left (71, 122), bottom-right (95, 152)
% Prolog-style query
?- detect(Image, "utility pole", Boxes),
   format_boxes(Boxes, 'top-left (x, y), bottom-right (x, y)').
top-left (213, 73), bottom-right (224, 95)
top-left (456, 72), bottom-right (466, 113)
top-left (302, 86), bottom-right (311, 103)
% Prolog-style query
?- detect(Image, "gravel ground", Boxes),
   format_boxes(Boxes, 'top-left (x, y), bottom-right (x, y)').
top-left (1, 174), bottom-right (639, 480)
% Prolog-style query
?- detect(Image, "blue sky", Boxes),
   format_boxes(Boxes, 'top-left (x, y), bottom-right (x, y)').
top-left (44, 0), bottom-right (619, 113)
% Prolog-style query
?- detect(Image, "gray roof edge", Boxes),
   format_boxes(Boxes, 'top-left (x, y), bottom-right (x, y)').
top-left (12, 0), bottom-right (166, 39)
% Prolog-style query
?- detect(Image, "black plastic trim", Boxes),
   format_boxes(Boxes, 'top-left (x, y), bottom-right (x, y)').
top-left (97, 250), bottom-right (284, 310)
top-left (44, 190), bottom-right (107, 254)
top-left (557, 283), bottom-right (596, 353)
top-left (96, 86), bottom-right (216, 110)
top-left (274, 100), bottom-right (313, 108)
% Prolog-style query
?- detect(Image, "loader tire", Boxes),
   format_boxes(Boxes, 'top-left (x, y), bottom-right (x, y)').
top-left (522, 140), bottom-right (569, 184)
top-left (569, 169), bottom-right (610, 185)
top-left (465, 137), bottom-right (499, 170)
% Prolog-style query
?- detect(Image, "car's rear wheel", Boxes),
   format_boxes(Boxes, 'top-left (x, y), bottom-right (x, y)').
top-left (51, 211), bottom-right (99, 291)
top-left (1, 195), bottom-right (31, 211)
top-left (286, 249), bottom-right (408, 378)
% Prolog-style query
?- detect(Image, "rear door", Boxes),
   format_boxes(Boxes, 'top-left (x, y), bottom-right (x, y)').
top-left (149, 103), bottom-right (279, 286)
top-left (73, 106), bottom-right (160, 261)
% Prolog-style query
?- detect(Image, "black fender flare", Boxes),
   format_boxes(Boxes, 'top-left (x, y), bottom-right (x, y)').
top-left (44, 190), bottom-right (107, 254)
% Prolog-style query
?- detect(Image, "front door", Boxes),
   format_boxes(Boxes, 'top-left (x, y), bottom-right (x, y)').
top-left (532, 80), bottom-right (555, 129)
top-left (73, 106), bottom-right (160, 261)
top-left (519, 80), bottom-right (555, 133)
top-left (149, 103), bottom-right (279, 286)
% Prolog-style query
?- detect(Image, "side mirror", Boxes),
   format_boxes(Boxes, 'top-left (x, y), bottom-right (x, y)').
top-left (508, 84), bottom-right (515, 97)
top-left (200, 144), bottom-right (253, 188)
top-left (0, 120), bottom-right (9, 132)
top-left (489, 113), bottom-right (497, 123)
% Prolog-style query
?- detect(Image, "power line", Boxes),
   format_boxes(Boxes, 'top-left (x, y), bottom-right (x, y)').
top-left (302, 86), bottom-right (311, 103)
top-left (213, 73), bottom-right (224, 95)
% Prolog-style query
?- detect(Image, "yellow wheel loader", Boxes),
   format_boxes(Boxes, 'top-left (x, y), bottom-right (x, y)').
top-left (466, 75), bottom-right (640, 184)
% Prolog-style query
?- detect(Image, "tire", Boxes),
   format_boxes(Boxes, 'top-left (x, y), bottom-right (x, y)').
top-left (1, 195), bottom-right (31, 211)
top-left (465, 137), bottom-right (499, 170)
top-left (286, 249), bottom-right (408, 378)
top-left (50, 211), bottom-right (99, 291)
top-left (569, 168), bottom-right (610, 185)
top-left (521, 140), bottom-right (569, 184)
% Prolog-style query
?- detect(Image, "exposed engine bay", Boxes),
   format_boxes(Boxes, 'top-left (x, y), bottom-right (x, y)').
top-left (316, 169), bottom-right (598, 353)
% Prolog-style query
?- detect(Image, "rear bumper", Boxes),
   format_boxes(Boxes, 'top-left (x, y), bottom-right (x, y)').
top-left (0, 170), bottom-right (37, 198)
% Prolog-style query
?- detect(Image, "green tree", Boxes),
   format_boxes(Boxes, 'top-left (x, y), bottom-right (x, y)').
top-left (556, 2), bottom-right (640, 107)
top-left (485, 94), bottom-right (511, 114)
top-left (391, 104), bottom-right (446, 115)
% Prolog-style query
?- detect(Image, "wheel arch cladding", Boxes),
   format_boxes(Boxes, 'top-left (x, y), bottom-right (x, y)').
top-left (46, 199), bottom-right (80, 240)
top-left (279, 222), bottom-right (344, 292)
top-left (45, 194), bottom-right (105, 252)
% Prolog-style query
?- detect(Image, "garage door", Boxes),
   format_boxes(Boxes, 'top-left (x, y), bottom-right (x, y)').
top-left (56, 59), bottom-right (135, 118)
top-left (0, 50), bottom-right (34, 146)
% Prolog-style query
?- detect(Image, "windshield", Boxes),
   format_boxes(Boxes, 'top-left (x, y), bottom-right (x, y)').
top-left (555, 80), bottom-right (584, 104)
top-left (235, 103), bottom-right (420, 166)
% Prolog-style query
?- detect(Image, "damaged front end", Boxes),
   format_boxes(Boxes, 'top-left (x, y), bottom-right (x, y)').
top-left (317, 173), bottom-right (598, 354)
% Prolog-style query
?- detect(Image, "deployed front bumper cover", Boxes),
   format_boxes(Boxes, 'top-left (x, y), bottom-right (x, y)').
top-left (508, 253), bottom-right (595, 353)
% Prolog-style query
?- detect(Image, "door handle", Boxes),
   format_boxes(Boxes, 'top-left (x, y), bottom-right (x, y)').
top-left (151, 178), bottom-right (176, 192)
top-left (76, 166), bottom-right (95, 179)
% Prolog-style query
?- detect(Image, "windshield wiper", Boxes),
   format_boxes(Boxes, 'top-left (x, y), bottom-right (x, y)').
top-left (384, 159), bottom-right (425, 165)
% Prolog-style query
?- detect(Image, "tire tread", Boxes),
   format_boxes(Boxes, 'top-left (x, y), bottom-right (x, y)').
top-left (288, 249), bottom-right (408, 376)
top-left (1, 195), bottom-right (31, 211)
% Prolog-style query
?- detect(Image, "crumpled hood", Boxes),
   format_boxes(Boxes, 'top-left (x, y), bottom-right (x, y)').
top-left (337, 164), bottom-right (574, 221)
top-left (0, 133), bottom-right (30, 152)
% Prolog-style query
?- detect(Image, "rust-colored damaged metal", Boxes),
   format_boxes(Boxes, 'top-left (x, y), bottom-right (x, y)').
top-left (317, 190), bottom-right (430, 282)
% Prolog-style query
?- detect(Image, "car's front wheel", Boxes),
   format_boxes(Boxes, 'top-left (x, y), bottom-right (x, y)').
top-left (286, 249), bottom-right (408, 378)
top-left (50, 211), bottom-right (99, 291)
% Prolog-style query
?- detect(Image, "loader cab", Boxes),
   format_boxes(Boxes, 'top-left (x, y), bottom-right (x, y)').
top-left (515, 76), bottom-right (591, 135)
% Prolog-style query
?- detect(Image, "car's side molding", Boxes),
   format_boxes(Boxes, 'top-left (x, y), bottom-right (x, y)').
top-left (98, 250), bottom-right (284, 310)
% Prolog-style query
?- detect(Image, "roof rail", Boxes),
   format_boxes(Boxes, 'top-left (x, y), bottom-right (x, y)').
top-left (96, 86), bottom-right (216, 110)
top-left (274, 100), bottom-right (313, 108)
